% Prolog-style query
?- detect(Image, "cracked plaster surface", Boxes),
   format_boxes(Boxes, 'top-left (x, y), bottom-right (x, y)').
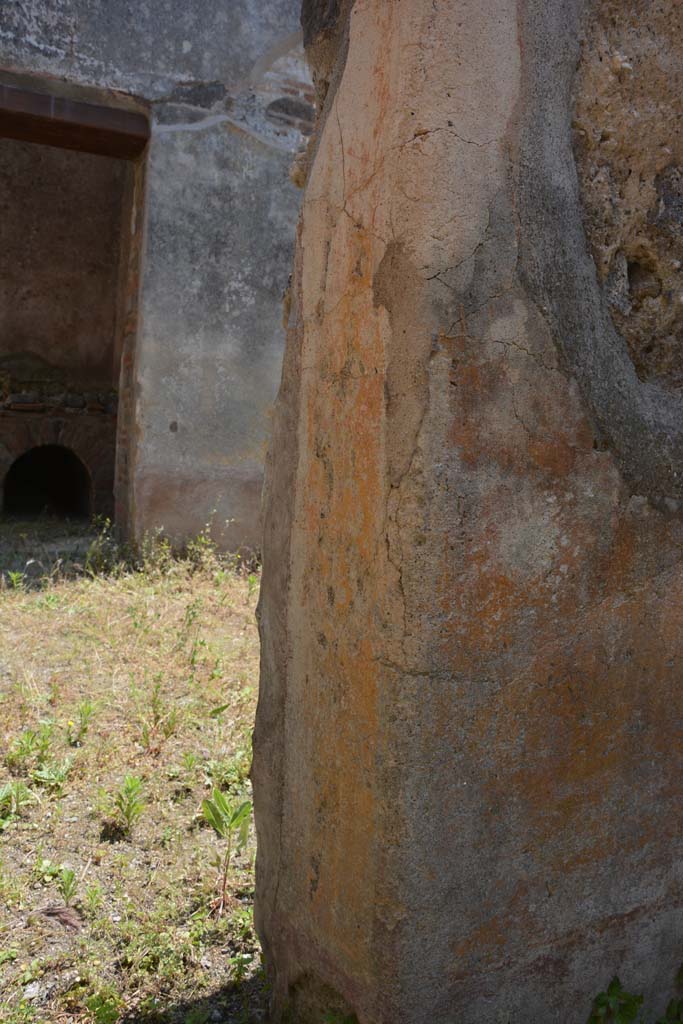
top-left (255, 1), bottom-right (683, 1022)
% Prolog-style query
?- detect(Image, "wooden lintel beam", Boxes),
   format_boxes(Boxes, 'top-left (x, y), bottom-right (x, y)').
top-left (0, 83), bottom-right (150, 160)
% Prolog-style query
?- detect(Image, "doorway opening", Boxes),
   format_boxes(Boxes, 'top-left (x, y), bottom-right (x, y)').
top-left (0, 74), bottom-right (149, 528)
top-left (3, 445), bottom-right (92, 519)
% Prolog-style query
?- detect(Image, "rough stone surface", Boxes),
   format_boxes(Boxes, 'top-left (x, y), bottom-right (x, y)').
top-left (253, 1), bottom-right (683, 1021)
top-left (0, 1), bottom-right (312, 549)
top-left (574, 0), bottom-right (683, 389)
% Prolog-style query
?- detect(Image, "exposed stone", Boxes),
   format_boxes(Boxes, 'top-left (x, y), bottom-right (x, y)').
top-left (254, 1), bottom-right (683, 1022)
top-left (301, 0), bottom-right (343, 47)
top-left (300, 0), bottom-right (353, 111)
top-left (574, 0), bottom-right (683, 389)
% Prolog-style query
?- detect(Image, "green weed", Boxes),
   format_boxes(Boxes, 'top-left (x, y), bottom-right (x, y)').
top-left (202, 789), bottom-right (251, 916)
top-left (86, 986), bottom-right (123, 1024)
top-left (114, 774), bottom-right (144, 835)
top-left (7, 569), bottom-right (25, 590)
top-left (34, 856), bottom-right (61, 884)
top-left (57, 866), bottom-right (77, 905)
top-left (6, 722), bottom-right (53, 772)
top-left (31, 756), bottom-right (72, 793)
top-left (204, 748), bottom-right (251, 795)
top-left (85, 880), bottom-right (104, 916)
top-left (0, 780), bottom-right (34, 826)
top-left (66, 700), bottom-right (94, 746)
top-left (139, 681), bottom-right (178, 751)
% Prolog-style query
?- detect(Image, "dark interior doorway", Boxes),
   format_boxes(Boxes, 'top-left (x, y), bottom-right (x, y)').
top-left (3, 445), bottom-right (91, 518)
top-left (0, 75), bottom-right (149, 530)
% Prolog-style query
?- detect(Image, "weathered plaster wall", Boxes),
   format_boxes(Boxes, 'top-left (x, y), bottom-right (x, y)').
top-left (132, 122), bottom-right (301, 549)
top-left (0, 0), bottom-right (311, 549)
top-left (254, 1), bottom-right (683, 1022)
top-left (0, 137), bottom-right (126, 388)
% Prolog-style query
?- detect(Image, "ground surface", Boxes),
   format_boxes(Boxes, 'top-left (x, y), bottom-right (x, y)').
top-left (0, 520), bottom-right (266, 1024)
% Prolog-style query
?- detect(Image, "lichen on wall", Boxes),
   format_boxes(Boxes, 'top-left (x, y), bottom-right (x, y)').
top-left (573, 0), bottom-right (683, 387)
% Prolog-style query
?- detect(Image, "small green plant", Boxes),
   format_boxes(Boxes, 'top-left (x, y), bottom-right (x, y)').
top-left (18, 959), bottom-right (42, 985)
top-left (185, 522), bottom-right (218, 570)
top-left (31, 756), bottom-right (72, 793)
top-left (139, 720), bottom-right (153, 752)
top-left (139, 527), bottom-right (174, 574)
top-left (7, 723), bottom-right (54, 772)
top-left (246, 572), bottom-right (259, 601)
top-left (323, 1013), bottom-right (358, 1024)
top-left (140, 682), bottom-right (178, 750)
top-left (34, 856), bottom-right (61, 884)
top-left (34, 721), bottom-right (53, 762)
top-left (588, 977), bottom-right (643, 1023)
top-left (66, 700), bottom-right (94, 746)
top-left (6, 728), bottom-right (38, 770)
top-left (4, 1000), bottom-right (37, 1023)
top-left (114, 774), bottom-right (144, 834)
top-left (85, 880), bottom-right (104, 916)
top-left (0, 948), bottom-right (19, 966)
top-left (229, 950), bottom-right (254, 983)
top-left (57, 866), bottom-right (77, 905)
top-left (182, 751), bottom-right (200, 773)
top-left (201, 789), bottom-right (251, 915)
top-left (204, 748), bottom-right (251, 795)
top-left (85, 517), bottom-right (123, 576)
top-left (86, 986), bottom-right (123, 1024)
top-left (7, 569), bottom-right (25, 590)
top-left (161, 708), bottom-right (178, 740)
top-left (0, 780), bottom-right (34, 826)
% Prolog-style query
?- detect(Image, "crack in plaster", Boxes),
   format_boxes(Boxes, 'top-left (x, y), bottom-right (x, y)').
top-left (404, 126), bottom-right (499, 150)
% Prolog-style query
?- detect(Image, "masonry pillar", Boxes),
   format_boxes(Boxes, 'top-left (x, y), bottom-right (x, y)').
top-left (253, 1), bottom-right (683, 1021)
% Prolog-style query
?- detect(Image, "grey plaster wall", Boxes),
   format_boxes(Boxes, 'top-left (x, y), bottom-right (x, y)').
top-left (0, 0), bottom-right (311, 550)
top-left (0, 2), bottom-right (301, 99)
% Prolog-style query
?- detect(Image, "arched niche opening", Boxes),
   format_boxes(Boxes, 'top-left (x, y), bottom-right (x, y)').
top-left (3, 444), bottom-right (92, 519)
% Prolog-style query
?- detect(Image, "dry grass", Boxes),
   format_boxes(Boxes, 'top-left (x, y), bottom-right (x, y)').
top-left (0, 521), bottom-right (265, 1024)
